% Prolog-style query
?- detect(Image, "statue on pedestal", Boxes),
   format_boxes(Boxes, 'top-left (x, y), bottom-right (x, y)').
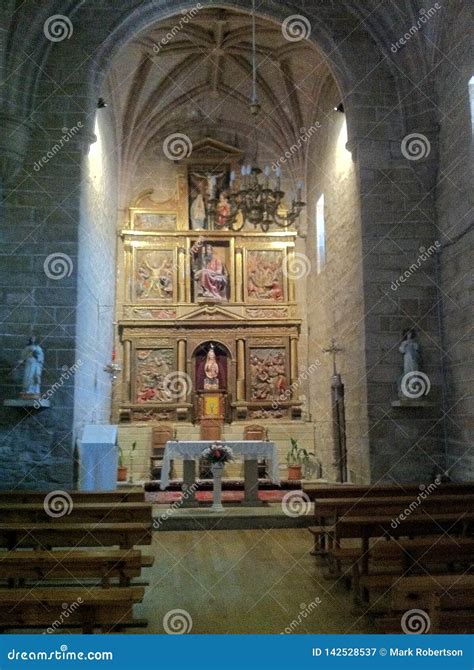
top-left (399, 327), bottom-right (422, 375)
top-left (17, 336), bottom-right (44, 398)
top-left (204, 344), bottom-right (219, 390)
top-left (398, 328), bottom-right (430, 399)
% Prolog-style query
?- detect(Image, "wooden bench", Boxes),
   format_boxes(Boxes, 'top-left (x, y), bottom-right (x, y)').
top-left (312, 495), bottom-right (474, 558)
top-left (333, 511), bottom-right (474, 576)
top-left (0, 502), bottom-right (152, 524)
top-left (0, 489), bottom-right (145, 503)
top-left (0, 522), bottom-right (152, 550)
top-left (376, 575), bottom-right (474, 633)
top-left (0, 549), bottom-right (154, 587)
top-left (0, 586), bottom-right (147, 633)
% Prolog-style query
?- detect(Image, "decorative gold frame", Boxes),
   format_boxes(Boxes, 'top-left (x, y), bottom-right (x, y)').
top-left (243, 243), bottom-right (290, 304)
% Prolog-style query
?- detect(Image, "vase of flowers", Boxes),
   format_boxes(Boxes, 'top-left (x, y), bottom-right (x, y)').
top-left (201, 442), bottom-right (233, 512)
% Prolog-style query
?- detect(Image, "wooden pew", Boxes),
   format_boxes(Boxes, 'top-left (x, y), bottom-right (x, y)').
top-left (334, 511), bottom-right (474, 577)
top-left (0, 586), bottom-right (147, 633)
top-left (353, 537), bottom-right (474, 606)
top-left (0, 522), bottom-right (152, 550)
top-left (376, 575), bottom-right (474, 633)
top-left (0, 502), bottom-right (152, 524)
top-left (310, 494), bottom-right (473, 555)
top-left (0, 489), bottom-right (145, 503)
top-left (0, 549), bottom-right (154, 587)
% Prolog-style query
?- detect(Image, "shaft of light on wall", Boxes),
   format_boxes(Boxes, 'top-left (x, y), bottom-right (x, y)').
top-left (335, 119), bottom-right (351, 172)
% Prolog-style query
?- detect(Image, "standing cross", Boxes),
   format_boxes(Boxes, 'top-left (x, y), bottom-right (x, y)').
top-left (322, 338), bottom-right (344, 376)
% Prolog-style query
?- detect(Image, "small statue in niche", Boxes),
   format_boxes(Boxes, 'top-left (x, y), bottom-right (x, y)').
top-left (17, 336), bottom-right (44, 398)
top-left (399, 327), bottom-right (422, 375)
top-left (398, 328), bottom-right (430, 399)
top-left (204, 343), bottom-right (219, 390)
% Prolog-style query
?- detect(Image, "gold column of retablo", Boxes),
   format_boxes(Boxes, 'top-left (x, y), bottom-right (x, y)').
top-left (177, 339), bottom-right (187, 401)
top-left (123, 339), bottom-right (131, 401)
top-left (290, 337), bottom-right (299, 392)
top-left (236, 338), bottom-right (246, 401)
top-left (287, 249), bottom-right (296, 303)
top-left (235, 248), bottom-right (243, 302)
top-left (178, 247), bottom-right (186, 303)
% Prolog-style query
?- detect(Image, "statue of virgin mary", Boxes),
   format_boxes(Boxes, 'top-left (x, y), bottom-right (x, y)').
top-left (204, 344), bottom-right (219, 389)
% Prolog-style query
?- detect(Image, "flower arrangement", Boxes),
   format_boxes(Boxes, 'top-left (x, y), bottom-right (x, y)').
top-left (201, 441), bottom-right (234, 464)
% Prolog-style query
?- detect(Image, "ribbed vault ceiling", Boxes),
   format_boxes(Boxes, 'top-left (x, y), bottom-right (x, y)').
top-left (105, 7), bottom-right (330, 173)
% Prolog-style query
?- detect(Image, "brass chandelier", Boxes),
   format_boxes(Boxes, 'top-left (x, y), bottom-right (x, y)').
top-left (206, 0), bottom-right (306, 233)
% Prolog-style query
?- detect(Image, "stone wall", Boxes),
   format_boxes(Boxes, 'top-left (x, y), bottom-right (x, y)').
top-left (435, 3), bottom-right (473, 480)
top-left (305, 86), bottom-right (370, 484)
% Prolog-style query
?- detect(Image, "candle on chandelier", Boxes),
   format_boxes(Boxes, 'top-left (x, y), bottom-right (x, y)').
top-left (275, 166), bottom-right (281, 190)
top-left (297, 180), bottom-right (303, 201)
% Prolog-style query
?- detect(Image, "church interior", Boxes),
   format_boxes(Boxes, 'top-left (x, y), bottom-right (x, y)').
top-left (0, 0), bottom-right (472, 636)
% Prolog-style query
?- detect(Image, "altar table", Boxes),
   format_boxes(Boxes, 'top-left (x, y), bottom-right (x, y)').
top-left (160, 440), bottom-right (280, 506)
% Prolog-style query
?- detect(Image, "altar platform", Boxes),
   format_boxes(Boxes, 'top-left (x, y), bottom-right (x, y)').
top-left (151, 501), bottom-right (314, 531)
top-left (145, 478), bottom-right (315, 530)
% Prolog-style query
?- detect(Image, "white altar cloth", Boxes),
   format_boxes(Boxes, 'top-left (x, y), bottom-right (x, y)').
top-left (160, 440), bottom-right (279, 489)
top-left (78, 425), bottom-right (118, 491)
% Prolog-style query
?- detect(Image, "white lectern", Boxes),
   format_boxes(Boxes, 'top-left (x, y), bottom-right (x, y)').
top-left (78, 425), bottom-right (118, 491)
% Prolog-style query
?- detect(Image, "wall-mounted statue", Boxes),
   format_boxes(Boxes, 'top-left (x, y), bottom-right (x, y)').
top-left (399, 327), bottom-right (422, 376)
top-left (398, 327), bottom-right (431, 399)
top-left (17, 336), bottom-right (44, 398)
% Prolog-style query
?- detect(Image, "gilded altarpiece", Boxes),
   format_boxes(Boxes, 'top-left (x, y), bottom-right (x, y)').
top-left (114, 139), bottom-right (302, 424)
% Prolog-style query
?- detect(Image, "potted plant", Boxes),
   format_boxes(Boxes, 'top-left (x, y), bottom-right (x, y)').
top-left (117, 446), bottom-right (128, 482)
top-left (286, 438), bottom-right (314, 481)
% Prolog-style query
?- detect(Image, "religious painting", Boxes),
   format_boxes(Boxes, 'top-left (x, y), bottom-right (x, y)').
top-left (134, 347), bottom-right (174, 404)
top-left (191, 241), bottom-right (230, 302)
top-left (248, 347), bottom-right (288, 401)
top-left (188, 167), bottom-right (231, 230)
top-left (246, 250), bottom-right (285, 302)
top-left (132, 211), bottom-right (177, 231)
top-left (134, 249), bottom-right (175, 302)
